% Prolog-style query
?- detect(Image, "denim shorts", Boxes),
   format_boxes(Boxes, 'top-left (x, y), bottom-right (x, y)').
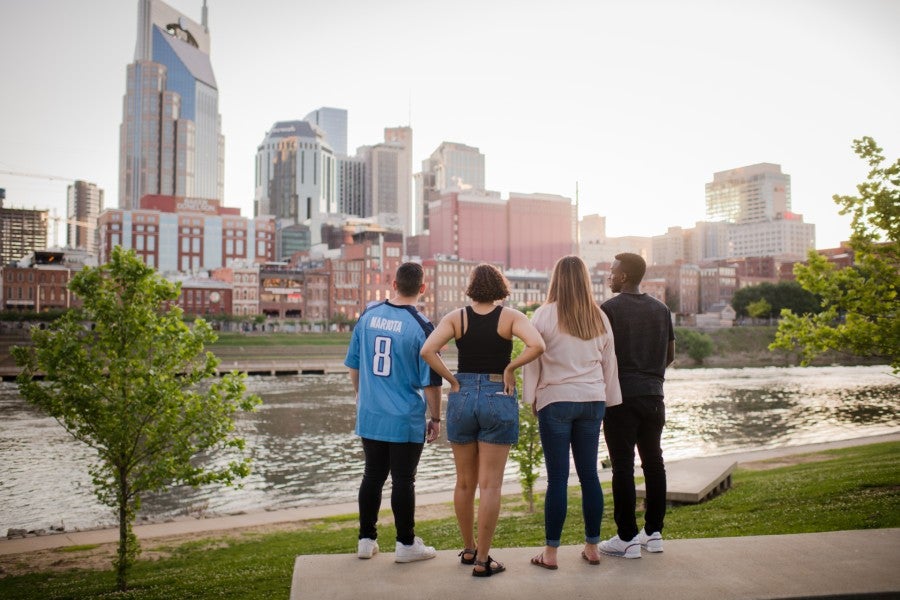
top-left (447, 372), bottom-right (519, 445)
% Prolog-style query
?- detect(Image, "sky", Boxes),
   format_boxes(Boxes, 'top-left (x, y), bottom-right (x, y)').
top-left (1, 0), bottom-right (898, 250)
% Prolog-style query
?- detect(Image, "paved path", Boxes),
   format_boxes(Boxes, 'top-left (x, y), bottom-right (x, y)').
top-left (291, 529), bottom-right (900, 600)
top-left (2, 431), bottom-right (897, 556)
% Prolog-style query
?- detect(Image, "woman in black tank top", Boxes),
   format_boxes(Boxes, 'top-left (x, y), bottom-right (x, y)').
top-left (421, 264), bottom-right (544, 577)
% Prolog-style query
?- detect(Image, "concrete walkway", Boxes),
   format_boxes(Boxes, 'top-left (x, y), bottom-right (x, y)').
top-left (291, 529), bottom-right (900, 600)
top-left (2, 431), bottom-right (898, 557)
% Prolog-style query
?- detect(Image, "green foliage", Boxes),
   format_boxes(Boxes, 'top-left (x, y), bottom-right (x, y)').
top-left (731, 281), bottom-right (820, 319)
top-left (509, 332), bottom-right (543, 513)
top-left (772, 137), bottom-right (900, 372)
top-left (11, 247), bottom-right (261, 592)
top-left (747, 298), bottom-right (772, 320)
top-left (1, 442), bottom-right (897, 600)
top-left (675, 328), bottom-right (714, 365)
top-left (0, 308), bottom-right (68, 322)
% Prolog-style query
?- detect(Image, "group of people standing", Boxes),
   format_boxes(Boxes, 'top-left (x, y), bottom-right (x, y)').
top-left (343, 253), bottom-right (674, 576)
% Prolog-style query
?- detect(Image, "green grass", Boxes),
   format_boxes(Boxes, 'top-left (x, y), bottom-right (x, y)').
top-left (57, 545), bottom-right (101, 553)
top-left (210, 332), bottom-right (351, 347)
top-left (2, 442), bottom-right (897, 599)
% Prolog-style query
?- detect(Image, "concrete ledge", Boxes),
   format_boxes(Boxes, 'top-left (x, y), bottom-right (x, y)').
top-left (290, 529), bottom-right (900, 600)
top-left (638, 456), bottom-right (737, 503)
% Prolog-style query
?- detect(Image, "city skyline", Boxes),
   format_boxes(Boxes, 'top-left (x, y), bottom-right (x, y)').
top-left (1, 0), bottom-right (898, 250)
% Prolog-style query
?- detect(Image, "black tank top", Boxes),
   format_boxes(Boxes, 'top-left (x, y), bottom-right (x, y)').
top-left (456, 306), bottom-right (513, 374)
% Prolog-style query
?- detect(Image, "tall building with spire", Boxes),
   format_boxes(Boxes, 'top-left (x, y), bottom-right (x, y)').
top-left (118, 0), bottom-right (224, 209)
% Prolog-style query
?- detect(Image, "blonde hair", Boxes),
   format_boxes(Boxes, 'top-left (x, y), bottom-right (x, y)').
top-left (546, 255), bottom-right (605, 340)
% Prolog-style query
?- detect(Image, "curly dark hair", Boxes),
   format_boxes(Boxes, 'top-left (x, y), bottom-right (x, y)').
top-left (466, 264), bottom-right (510, 303)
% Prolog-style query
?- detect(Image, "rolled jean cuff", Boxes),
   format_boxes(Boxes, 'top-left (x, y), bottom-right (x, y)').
top-left (585, 535), bottom-right (600, 544)
top-left (545, 539), bottom-right (561, 548)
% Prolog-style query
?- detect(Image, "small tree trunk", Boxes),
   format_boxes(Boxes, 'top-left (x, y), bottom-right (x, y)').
top-left (116, 470), bottom-right (129, 592)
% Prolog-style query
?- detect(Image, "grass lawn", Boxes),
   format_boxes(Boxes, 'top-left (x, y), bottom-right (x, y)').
top-left (210, 332), bottom-right (352, 347)
top-left (1, 442), bottom-right (897, 599)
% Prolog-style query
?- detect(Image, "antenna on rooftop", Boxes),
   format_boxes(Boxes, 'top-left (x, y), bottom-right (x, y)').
top-left (575, 181), bottom-right (580, 256)
top-left (202, 0), bottom-right (209, 31)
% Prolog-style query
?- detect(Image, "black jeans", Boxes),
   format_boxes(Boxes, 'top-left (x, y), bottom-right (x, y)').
top-left (358, 437), bottom-right (424, 546)
top-left (603, 395), bottom-right (666, 540)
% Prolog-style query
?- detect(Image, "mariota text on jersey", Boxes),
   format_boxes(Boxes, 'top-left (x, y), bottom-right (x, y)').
top-left (368, 316), bottom-right (403, 333)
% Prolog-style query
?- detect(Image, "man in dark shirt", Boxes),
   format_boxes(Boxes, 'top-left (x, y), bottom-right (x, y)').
top-left (599, 253), bottom-right (675, 559)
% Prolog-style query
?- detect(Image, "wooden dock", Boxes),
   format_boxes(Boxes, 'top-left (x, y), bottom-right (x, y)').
top-left (637, 456), bottom-right (737, 504)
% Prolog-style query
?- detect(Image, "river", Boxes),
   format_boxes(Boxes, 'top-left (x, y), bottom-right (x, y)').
top-left (1, 365), bottom-right (897, 533)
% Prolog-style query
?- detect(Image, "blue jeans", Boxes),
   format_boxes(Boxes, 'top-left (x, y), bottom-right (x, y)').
top-left (538, 401), bottom-right (606, 547)
top-left (447, 373), bottom-right (519, 445)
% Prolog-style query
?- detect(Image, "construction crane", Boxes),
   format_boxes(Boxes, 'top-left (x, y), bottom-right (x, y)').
top-left (0, 169), bottom-right (76, 183)
top-left (0, 169), bottom-right (94, 247)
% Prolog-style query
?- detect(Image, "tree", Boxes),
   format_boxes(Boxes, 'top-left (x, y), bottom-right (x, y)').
top-left (12, 248), bottom-right (261, 591)
top-left (732, 282), bottom-right (819, 319)
top-left (771, 137), bottom-right (900, 372)
top-left (675, 328), bottom-right (714, 365)
top-left (509, 329), bottom-right (542, 513)
top-left (747, 298), bottom-right (773, 322)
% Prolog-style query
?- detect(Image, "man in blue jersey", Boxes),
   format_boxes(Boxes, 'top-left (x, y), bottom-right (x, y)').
top-left (345, 262), bottom-right (443, 563)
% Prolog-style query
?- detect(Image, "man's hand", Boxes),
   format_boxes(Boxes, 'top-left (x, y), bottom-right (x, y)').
top-left (426, 419), bottom-right (441, 443)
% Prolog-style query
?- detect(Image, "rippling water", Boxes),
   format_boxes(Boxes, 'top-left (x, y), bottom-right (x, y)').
top-left (1, 365), bottom-right (897, 533)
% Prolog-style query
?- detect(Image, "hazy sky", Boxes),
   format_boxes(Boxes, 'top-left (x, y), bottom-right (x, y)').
top-left (1, 0), bottom-right (898, 249)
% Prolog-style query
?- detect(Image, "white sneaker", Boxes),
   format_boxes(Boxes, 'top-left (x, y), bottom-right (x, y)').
top-left (599, 534), bottom-right (641, 559)
top-left (357, 538), bottom-right (379, 559)
top-left (638, 529), bottom-right (663, 553)
top-left (394, 536), bottom-right (437, 563)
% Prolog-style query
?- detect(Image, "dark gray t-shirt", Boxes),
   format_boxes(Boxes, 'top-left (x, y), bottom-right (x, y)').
top-left (601, 293), bottom-right (675, 398)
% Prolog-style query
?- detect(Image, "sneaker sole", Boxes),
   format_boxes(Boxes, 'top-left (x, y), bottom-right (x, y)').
top-left (642, 544), bottom-right (663, 553)
top-left (599, 546), bottom-right (641, 559)
top-left (394, 554), bottom-right (436, 563)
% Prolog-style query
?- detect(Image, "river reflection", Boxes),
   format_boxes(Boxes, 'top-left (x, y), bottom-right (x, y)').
top-left (0, 365), bottom-right (897, 532)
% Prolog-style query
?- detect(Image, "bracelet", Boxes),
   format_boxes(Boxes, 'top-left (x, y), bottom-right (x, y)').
top-left (430, 417), bottom-right (441, 423)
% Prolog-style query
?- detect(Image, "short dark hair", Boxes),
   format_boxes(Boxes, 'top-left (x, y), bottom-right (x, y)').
top-left (466, 264), bottom-right (510, 303)
top-left (395, 262), bottom-right (424, 296)
top-left (615, 252), bottom-right (646, 284)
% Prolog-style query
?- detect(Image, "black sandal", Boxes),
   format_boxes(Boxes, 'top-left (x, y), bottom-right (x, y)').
top-left (472, 555), bottom-right (505, 577)
top-left (459, 548), bottom-right (477, 565)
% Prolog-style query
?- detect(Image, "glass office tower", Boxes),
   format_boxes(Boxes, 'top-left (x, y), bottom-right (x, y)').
top-left (119, 0), bottom-right (223, 209)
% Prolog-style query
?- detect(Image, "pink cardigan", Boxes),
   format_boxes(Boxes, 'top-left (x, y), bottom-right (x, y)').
top-left (522, 303), bottom-right (622, 412)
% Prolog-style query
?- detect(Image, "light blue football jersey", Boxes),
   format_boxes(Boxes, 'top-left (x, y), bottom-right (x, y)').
top-left (344, 301), bottom-right (441, 442)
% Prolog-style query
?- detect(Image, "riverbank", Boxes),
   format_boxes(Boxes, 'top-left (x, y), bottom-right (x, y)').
top-left (1, 435), bottom-right (897, 599)
top-left (3, 431), bottom-right (897, 557)
top-left (1, 326), bottom-right (889, 375)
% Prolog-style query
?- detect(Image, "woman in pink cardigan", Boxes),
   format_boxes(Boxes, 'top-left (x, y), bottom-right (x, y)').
top-left (523, 255), bottom-right (622, 569)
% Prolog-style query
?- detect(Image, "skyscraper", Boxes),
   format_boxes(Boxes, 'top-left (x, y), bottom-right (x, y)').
top-left (357, 127), bottom-right (413, 237)
top-left (414, 142), bottom-right (485, 234)
top-left (119, 0), bottom-right (224, 209)
top-left (0, 193), bottom-right (49, 264)
top-left (66, 180), bottom-right (104, 254)
top-left (705, 163), bottom-right (814, 260)
top-left (304, 107), bottom-right (348, 156)
top-left (254, 120), bottom-right (337, 247)
top-left (705, 163), bottom-right (790, 224)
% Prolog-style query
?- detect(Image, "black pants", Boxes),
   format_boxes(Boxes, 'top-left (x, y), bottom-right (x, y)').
top-left (358, 437), bottom-right (424, 546)
top-left (603, 395), bottom-right (666, 540)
